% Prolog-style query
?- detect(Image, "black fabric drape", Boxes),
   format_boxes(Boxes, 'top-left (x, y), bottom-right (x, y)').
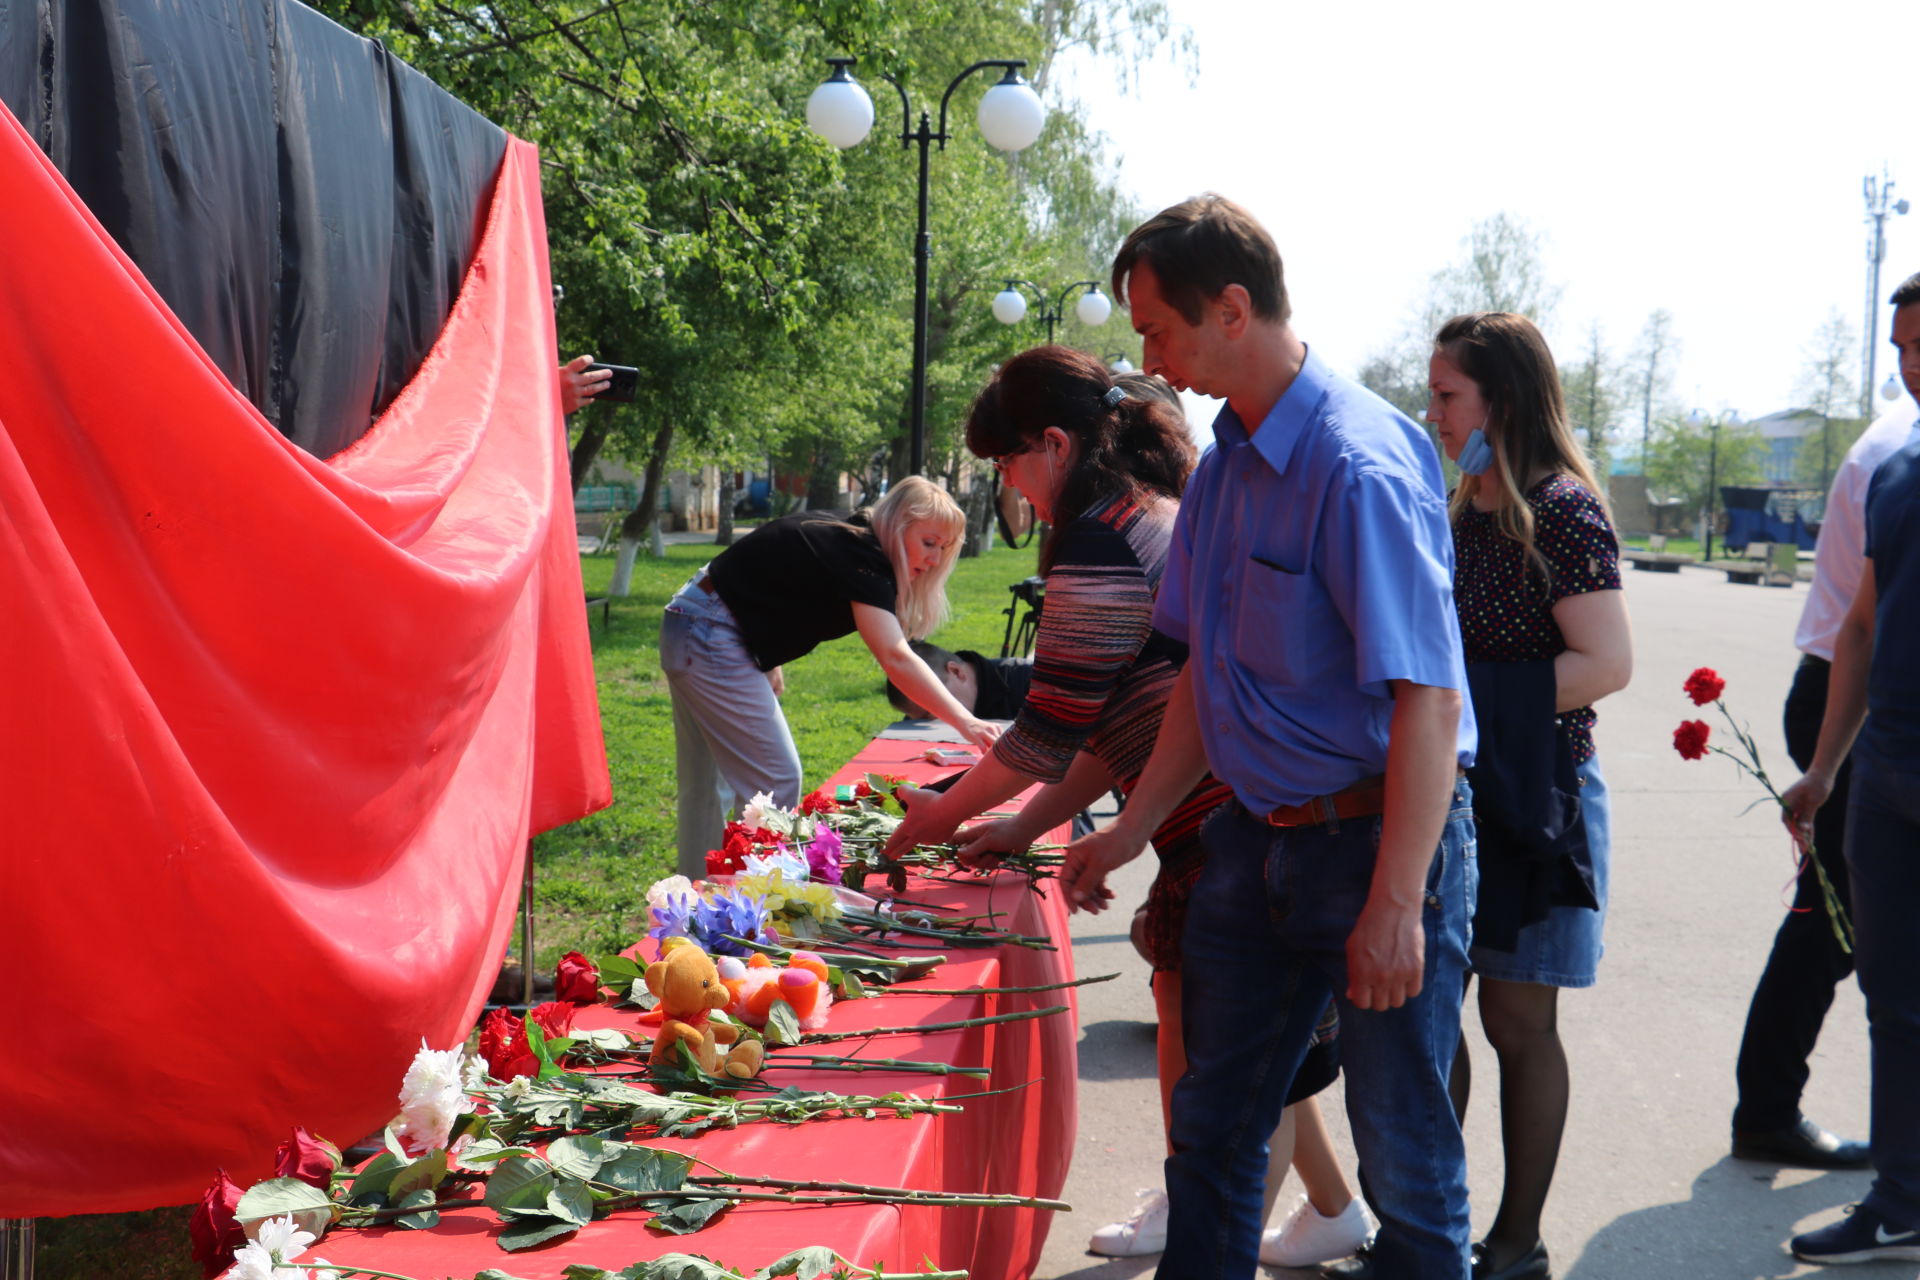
top-left (0, 0), bottom-right (505, 458)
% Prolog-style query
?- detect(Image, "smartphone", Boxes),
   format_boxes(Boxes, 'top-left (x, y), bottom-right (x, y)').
top-left (585, 362), bottom-right (639, 403)
top-left (924, 748), bottom-right (976, 765)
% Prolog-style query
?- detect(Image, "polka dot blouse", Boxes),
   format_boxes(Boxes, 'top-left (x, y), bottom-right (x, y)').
top-left (1453, 473), bottom-right (1622, 761)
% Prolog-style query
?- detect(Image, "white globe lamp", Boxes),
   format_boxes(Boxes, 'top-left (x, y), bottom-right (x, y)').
top-left (807, 63), bottom-right (874, 150)
top-left (975, 70), bottom-right (1045, 153)
top-left (991, 287), bottom-right (1028, 326)
top-left (1075, 287), bottom-right (1112, 327)
top-left (1885, 373), bottom-right (1904, 401)
top-left (1109, 355), bottom-right (1135, 374)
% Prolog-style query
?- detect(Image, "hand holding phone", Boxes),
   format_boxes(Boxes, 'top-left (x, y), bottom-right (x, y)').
top-left (585, 362), bottom-right (640, 403)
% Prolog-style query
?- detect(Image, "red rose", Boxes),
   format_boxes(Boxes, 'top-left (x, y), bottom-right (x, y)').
top-left (799, 788), bottom-right (840, 815)
top-left (1673, 720), bottom-right (1712, 761)
top-left (705, 847), bottom-right (743, 877)
top-left (271, 1126), bottom-right (340, 1191)
top-left (723, 826), bottom-right (757, 860)
top-left (1683, 667), bottom-right (1726, 706)
top-left (188, 1168), bottom-right (245, 1277)
top-left (479, 1006), bottom-right (539, 1081)
top-left (555, 951), bottom-right (601, 1004)
top-left (528, 1001), bottom-right (577, 1038)
top-left (853, 781), bottom-right (875, 798)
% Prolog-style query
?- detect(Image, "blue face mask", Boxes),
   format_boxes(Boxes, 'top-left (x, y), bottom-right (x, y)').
top-left (1456, 427), bottom-right (1494, 476)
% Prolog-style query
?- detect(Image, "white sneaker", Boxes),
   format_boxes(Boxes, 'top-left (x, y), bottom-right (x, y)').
top-left (1258, 1194), bottom-right (1377, 1267)
top-left (1088, 1188), bottom-right (1170, 1257)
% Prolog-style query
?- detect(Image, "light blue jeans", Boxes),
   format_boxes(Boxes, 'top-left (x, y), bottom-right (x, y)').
top-left (1159, 784), bottom-right (1478, 1279)
top-left (1469, 753), bottom-right (1611, 987)
top-left (659, 575), bottom-right (801, 877)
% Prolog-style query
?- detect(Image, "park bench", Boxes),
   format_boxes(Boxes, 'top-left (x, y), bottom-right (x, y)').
top-left (1622, 533), bottom-right (1690, 573)
top-left (1724, 541), bottom-right (1768, 585)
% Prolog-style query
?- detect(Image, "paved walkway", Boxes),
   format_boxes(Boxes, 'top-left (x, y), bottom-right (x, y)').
top-left (1038, 564), bottom-right (1892, 1279)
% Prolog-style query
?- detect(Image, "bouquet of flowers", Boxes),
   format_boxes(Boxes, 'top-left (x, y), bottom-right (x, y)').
top-left (1671, 666), bottom-right (1853, 950)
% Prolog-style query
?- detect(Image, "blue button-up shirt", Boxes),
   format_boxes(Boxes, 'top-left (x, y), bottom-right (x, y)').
top-left (1154, 347), bottom-right (1477, 812)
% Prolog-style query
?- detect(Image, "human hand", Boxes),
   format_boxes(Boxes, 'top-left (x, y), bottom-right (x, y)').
top-left (961, 718), bottom-right (1003, 751)
top-left (954, 816), bottom-right (1032, 870)
top-left (559, 353), bottom-right (611, 415)
top-left (882, 785), bottom-right (960, 859)
top-left (767, 666), bottom-right (786, 698)
top-left (1780, 771), bottom-right (1833, 851)
top-left (1345, 899), bottom-right (1424, 1011)
top-left (1060, 824), bottom-right (1142, 914)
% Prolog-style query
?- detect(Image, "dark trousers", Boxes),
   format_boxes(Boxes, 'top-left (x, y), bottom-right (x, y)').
top-left (1849, 750), bottom-right (1920, 1227)
top-left (1731, 655), bottom-right (1857, 1133)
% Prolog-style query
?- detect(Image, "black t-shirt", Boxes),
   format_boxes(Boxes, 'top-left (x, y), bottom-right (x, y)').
top-left (1864, 439), bottom-right (1920, 770)
top-left (959, 650), bottom-right (1034, 720)
top-left (706, 510), bottom-right (898, 670)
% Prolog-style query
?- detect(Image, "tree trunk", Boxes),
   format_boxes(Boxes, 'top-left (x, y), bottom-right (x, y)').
top-left (568, 403), bottom-right (613, 494)
top-left (716, 473), bottom-right (735, 545)
top-left (960, 478), bottom-right (995, 559)
top-left (807, 439), bottom-right (842, 511)
top-left (608, 414), bottom-right (675, 594)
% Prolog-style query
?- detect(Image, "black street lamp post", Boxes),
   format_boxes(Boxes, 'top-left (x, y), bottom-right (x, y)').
top-left (808, 58), bottom-right (1046, 475)
top-left (990, 278), bottom-right (1112, 345)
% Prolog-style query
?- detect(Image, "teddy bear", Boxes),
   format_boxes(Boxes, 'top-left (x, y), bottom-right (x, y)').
top-left (643, 943), bottom-right (765, 1080)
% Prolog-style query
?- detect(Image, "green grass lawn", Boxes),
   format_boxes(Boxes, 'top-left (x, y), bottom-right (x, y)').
top-left (34, 536), bottom-right (1045, 1279)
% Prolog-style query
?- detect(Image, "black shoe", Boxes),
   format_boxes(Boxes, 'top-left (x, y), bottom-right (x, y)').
top-left (1733, 1114), bottom-right (1871, 1169)
top-left (1791, 1203), bottom-right (1920, 1263)
top-left (1319, 1243), bottom-right (1375, 1279)
top-left (1473, 1239), bottom-right (1551, 1280)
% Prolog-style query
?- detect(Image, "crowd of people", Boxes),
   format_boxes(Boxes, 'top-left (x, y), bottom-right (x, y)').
top-left (625, 194), bottom-right (1920, 1278)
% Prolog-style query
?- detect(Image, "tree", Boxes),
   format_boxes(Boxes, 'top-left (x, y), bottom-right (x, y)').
top-left (1794, 309), bottom-right (1861, 492)
top-left (1626, 309), bottom-right (1678, 471)
top-left (1559, 322), bottom-right (1624, 478)
top-left (1420, 212), bottom-right (1561, 333)
top-left (1644, 411), bottom-right (1767, 518)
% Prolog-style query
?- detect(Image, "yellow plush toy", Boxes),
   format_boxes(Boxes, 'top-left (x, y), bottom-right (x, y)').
top-left (644, 943), bottom-right (765, 1080)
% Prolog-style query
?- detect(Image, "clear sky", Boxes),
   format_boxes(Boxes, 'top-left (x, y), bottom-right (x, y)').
top-left (1054, 0), bottom-right (1918, 432)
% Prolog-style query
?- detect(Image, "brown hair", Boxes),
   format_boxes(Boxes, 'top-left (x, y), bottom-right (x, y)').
top-left (965, 346), bottom-right (1196, 572)
top-left (1892, 270), bottom-right (1920, 309)
top-left (1111, 194), bottom-right (1289, 326)
top-left (1434, 312), bottom-right (1607, 591)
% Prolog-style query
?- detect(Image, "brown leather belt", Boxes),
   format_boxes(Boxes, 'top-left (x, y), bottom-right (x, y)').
top-left (1261, 768), bottom-right (1466, 829)
top-left (1263, 776), bottom-right (1387, 828)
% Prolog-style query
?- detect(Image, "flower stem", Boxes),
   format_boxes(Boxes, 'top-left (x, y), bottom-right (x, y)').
top-left (880, 973), bottom-right (1117, 996)
top-left (793, 1004), bottom-right (1068, 1044)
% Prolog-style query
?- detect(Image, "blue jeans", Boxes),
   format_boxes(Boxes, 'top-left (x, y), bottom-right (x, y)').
top-left (1470, 753), bottom-right (1610, 987)
top-left (1848, 749), bottom-right (1920, 1230)
top-left (1158, 784), bottom-right (1478, 1279)
top-left (659, 575), bottom-right (802, 878)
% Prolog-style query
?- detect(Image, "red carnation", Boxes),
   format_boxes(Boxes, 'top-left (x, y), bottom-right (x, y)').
top-left (478, 1006), bottom-right (539, 1081)
top-left (271, 1126), bottom-right (340, 1191)
top-left (555, 951), bottom-right (601, 1004)
top-left (853, 781), bottom-right (875, 798)
top-left (1673, 720), bottom-right (1713, 761)
top-left (799, 788), bottom-right (841, 816)
top-left (528, 1001), bottom-right (577, 1038)
top-left (1684, 667), bottom-right (1727, 706)
top-left (188, 1169), bottom-right (246, 1277)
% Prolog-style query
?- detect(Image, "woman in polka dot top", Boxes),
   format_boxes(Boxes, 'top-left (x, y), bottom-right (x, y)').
top-left (1426, 311), bottom-right (1633, 1280)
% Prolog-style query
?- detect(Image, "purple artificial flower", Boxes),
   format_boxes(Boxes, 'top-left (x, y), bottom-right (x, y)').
top-left (805, 826), bottom-right (844, 886)
top-left (647, 890), bottom-right (699, 945)
top-left (691, 888), bottom-right (774, 957)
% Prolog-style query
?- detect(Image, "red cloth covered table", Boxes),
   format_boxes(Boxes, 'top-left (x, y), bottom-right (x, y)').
top-left (316, 738), bottom-right (1077, 1280)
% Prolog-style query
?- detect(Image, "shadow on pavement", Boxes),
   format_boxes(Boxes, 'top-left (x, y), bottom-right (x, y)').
top-left (1039, 1255), bottom-right (1160, 1280)
top-left (1076, 1017), bottom-right (1158, 1083)
top-left (1562, 1158), bottom-right (1898, 1279)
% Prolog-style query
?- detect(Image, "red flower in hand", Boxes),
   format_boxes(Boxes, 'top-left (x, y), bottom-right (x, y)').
top-left (188, 1169), bottom-right (245, 1277)
top-left (1684, 667), bottom-right (1727, 706)
top-left (271, 1126), bottom-right (340, 1191)
top-left (1673, 720), bottom-right (1713, 760)
top-left (555, 951), bottom-right (601, 1004)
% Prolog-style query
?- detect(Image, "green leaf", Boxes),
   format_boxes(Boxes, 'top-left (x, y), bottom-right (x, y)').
top-left (641, 1256), bottom-right (735, 1280)
top-left (498, 1215), bottom-right (582, 1252)
top-left (486, 1156), bottom-right (559, 1218)
top-left (547, 1135), bottom-right (609, 1181)
top-left (545, 1176), bottom-right (596, 1226)
top-left (387, 1147), bottom-right (448, 1200)
top-left (645, 1197), bottom-right (732, 1235)
top-left (394, 1188), bottom-right (442, 1230)
top-left (234, 1176), bottom-right (333, 1226)
top-left (629, 980), bottom-right (659, 1010)
top-left (459, 1138), bottom-right (535, 1165)
top-left (832, 967), bottom-right (867, 1000)
top-left (561, 1267), bottom-right (613, 1280)
top-left (574, 1026), bottom-right (633, 1052)
top-left (348, 1150), bottom-right (403, 1203)
top-left (595, 953), bottom-right (646, 985)
top-left (764, 1000), bottom-right (802, 1047)
top-left (476, 1270), bottom-right (544, 1280)
top-left (597, 1145), bottom-right (693, 1195)
top-left (756, 1245), bottom-right (838, 1278)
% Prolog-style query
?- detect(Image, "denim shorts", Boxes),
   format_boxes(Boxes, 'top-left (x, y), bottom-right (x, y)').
top-left (1469, 752), bottom-right (1611, 988)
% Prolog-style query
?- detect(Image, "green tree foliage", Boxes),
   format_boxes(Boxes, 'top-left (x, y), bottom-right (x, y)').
top-left (1625, 308), bottom-right (1678, 469)
top-left (1560, 322), bottom-right (1624, 478)
top-left (1644, 411), bottom-right (1768, 515)
top-left (1794, 310), bottom-right (1861, 492)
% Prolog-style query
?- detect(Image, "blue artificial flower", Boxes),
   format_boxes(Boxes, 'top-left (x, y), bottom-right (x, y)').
top-left (690, 888), bottom-right (774, 957)
top-left (647, 890), bottom-right (699, 945)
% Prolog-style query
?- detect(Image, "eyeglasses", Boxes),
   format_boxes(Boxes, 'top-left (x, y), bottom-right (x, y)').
top-left (990, 439), bottom-right (1041, 479)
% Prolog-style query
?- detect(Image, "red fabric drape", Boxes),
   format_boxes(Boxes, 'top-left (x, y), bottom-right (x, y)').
top-left (0, 102), bottom-right (610, 1216)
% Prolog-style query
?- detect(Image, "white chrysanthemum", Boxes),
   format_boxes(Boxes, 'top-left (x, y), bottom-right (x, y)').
top-left (742, 849), bottom-right (810, 882)
top-left (646, 875), bottom-right (696, 910)
top-left (741, 792), bottom-right (777, 830)
top-left (462, 1054), bottom-right (490, 1092)
top-left (304, 1263), bottom-right (339, 1280)
top-left (254, 1215), bottom-right (317, 1261)
top-left (391, 1040), bottom-right (470, 1154)
top-left (228, 1241), bottom-right (277, 1280)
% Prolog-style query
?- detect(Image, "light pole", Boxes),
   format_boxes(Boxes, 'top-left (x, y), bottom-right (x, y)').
top-left (1690, 408), bottom-right (1738, 562)
top-left (990, 278), bottom-right (1112, 346)
top-left (1861, 170), bottom-right (1910, 419)
top-left (808, 58), bottom-right (1046, 475)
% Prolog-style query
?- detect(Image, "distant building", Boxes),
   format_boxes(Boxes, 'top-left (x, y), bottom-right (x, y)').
top-left (1746, 408), bottom-right (1825, 484)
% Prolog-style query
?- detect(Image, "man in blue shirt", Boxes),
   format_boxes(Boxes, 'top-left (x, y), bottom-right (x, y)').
top-left (1781, 271), bottom-right (1920, 1266)
top-left (1064, 195), bottom-right (1478, 1279)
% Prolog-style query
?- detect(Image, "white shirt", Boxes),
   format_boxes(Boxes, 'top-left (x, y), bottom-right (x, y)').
top-left (1795, 397), bottom-right (1920, 659)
